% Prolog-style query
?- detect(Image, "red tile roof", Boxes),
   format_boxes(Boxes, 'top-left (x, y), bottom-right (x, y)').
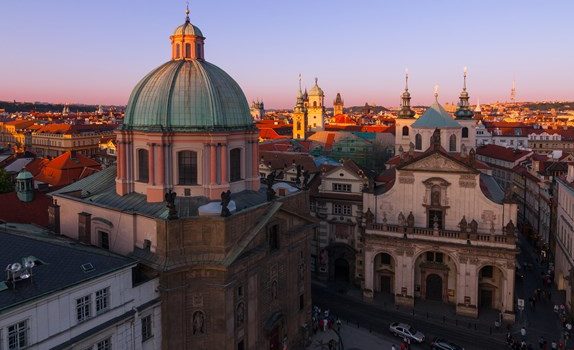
top-left (258, 128), bottom-right (288, 140)
top-left (27, 151), bottom-right (101, 187)
top-left (476, 144), bottom-right (532, 162)
top-left (0, 191), bottom-right (52, 227)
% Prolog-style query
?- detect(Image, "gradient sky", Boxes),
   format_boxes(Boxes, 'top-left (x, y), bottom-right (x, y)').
top-left (1, 0), bottom-right (573, 109)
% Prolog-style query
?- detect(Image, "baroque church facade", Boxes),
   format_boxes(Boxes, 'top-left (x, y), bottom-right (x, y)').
top-left (360, 73), bottom-right (518, 320)
top-left (51, 9), bottom-right (313, 350)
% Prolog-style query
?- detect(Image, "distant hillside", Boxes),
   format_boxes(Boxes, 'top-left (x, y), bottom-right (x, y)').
top-left (519, 102), bottom-right (574, 111)
top-left (0, 100), bottom-right (125, 113)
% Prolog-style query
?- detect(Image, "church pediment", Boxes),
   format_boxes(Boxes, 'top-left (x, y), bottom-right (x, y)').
top-left (399, 152), bottom-right (477, 174)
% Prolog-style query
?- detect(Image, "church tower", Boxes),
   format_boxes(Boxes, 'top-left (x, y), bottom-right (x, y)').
top-left (395, 71), bottom-right (417, 154)
top-left (306, 78), bottom-right (325, 130)
top-left (454, 67), bottom-right (477, 151)
top-left (292, 77), bottom-right (307, 140)
top-left (333, 92), bottom-right (344, 116)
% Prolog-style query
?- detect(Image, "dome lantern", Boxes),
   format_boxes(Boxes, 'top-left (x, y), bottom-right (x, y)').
top-left (170, 5), bottom-right (205, 60)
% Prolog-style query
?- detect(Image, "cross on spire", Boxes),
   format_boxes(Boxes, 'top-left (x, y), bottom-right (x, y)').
top-left (405, 68), bottom-right (409, 91)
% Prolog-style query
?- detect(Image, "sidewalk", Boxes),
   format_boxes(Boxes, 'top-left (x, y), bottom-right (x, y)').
top-left (306, 323), bottom-right (416, 350)
top-left (314, 280), bottom-right (506, 339)
top-left (514, 235), bottom-right (570, 347)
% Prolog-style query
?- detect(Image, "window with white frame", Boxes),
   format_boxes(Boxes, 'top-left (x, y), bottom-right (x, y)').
top-left (8, 320), bottom-right (28, 350)
top-left (97, 338), bottom-right (111, 350)
top-left (332, 183), bottom-right (351, 192)
top-left (333, 203), bottom-right (352, 216)
top-left (142, 314), bottom-right (153, 342)
top-left (96, 288), bottom-right (110, 314)
top-left (76, 295), bottom-right (92, 322)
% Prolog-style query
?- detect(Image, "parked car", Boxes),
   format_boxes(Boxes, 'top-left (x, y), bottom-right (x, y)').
top-left (431, 337), bottom-right (464, 350)
top-left (389, 322), bottom-right (425, 343)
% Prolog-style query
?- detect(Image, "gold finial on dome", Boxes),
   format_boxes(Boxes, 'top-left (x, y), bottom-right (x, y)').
top-left (185, 1), bottom-right (190, 22)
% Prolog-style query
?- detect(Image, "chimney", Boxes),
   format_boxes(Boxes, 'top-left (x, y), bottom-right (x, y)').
top-left (532, 160), bottom-right (540, 173)
top-left (568, 164), bottom-right (574, 183)
top-left (77, 212), bottom-right (92, 244)
top-left (48, 200), bottom-right (61, 234)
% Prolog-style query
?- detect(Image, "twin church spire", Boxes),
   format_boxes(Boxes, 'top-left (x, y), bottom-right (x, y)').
top-left (398, 68), bottom-right (474, 120)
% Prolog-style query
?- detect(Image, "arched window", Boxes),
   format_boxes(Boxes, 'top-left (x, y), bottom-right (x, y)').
top-left (230, 148), bottom-right (242, 182)
top-left (402, 126), bottom-right (409, 137)
top-left (137, 149), bottom-right (149, 182)
top-left (462, 127), bottom-right (469, 138)
top-left (178, 151), bottom-right (198, 185)
top-left (196, 43), bottom-right (201, 58)
top-left (415, 133), bottom-right (422, 150)
top-left (449, 134), bottom-right (457, 152)
top-left (313, 101), bottom-right (317, 107)
top-left (297, 122), bottom-right (301, 131)
top-left (185, 43), bottom-right (191, 58)
top-left (175, 44), bottom-right (181, 59)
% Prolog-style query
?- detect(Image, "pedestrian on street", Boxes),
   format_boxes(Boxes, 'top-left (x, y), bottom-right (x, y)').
top-left (521, 327), bottom-right (527, 338)
top-left (551, 340), bottom-right (557, 349)
top-left (391, 345), bottom-right (396, 350)
top-left (540, 336), bottom-right (546, 349)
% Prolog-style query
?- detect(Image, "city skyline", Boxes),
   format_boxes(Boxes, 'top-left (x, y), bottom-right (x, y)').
top-left (1, 0), bottom-right (573, 108)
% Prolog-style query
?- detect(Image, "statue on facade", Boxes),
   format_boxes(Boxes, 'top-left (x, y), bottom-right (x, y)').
top-left (192, 311), bottom-right (205, 335)
top-left (430, 128), bottom-right (441, 149)
top-left (220, 190), bottom-right (232, 217)
top-left (458, 216), bottom-right (468, 233)
top-left (165, 189), bottom-right (178, 220)
top-left (364, 208), bottom-right (374, 225)
top-left (505, 220), bottom-right (516, 235)
top-left (468, 148), bottom-right (476, 166)
top-left (398, 212), bottom-right (406, 227)
top-left (408, 142), bottom-right (415, 158)
top-left (236, 303), bottom-right (245, 326)
top-left (469, 219), bottom-right (478, 234)
top-left (266, 171), bottom-right (277, 201)
top-left (407, 211), bottom-right (415, 228)
top-left (433, 215), bottom-right (440, 230)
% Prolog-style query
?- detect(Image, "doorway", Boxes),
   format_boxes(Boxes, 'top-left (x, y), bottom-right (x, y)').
top-left (426, 274), bottom-right (443, 301)
top-left (380, 275), bottom-right (392, 294)
top-left (479, 288), bottom-right (493, 309)
top-left (334, 258), bottom-right (350, 282)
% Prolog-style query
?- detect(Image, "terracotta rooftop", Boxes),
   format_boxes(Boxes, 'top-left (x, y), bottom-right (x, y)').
top-left (476, 144), bottom-right (532, 162)
top-left (0, 191), bottom-right (52, 227)
top-left (27, 151), bottom-right (101, 187)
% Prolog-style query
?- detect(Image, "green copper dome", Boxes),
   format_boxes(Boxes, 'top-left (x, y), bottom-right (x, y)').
top-left (173, 21), bottom-right (203, 37)
top-left (122, 59), bottom-right (254, 132)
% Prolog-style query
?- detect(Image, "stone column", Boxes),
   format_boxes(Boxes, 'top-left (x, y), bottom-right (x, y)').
top-left (363, 250), bottom-right (374, 301)
top-left (221, 143), bottom-right (228, 184)
top-left (251, 140), bottom-right (259, 178)
top-left (157, 143), bottom-right (165, 186)
top-left (210, 144), bottom-right (217, 185)
top-left (147, 143), bottom-right (155, 186)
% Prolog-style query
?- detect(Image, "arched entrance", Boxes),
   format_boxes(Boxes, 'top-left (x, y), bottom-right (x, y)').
top-left (334, 258), bottom-right (350, 282)
top-left (414, 250), bottom-right (457, 304)
top-left (478, 265), bottom-right (504, 310)
top-left (426, 274), bottom-right (443, 301)
top-left (374, 252), bottom-right (395, 295)
top-left (326, 243), bottom-right (356, 285)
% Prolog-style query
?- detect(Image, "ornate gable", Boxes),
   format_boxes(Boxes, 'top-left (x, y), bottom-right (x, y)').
top-left (399, 152), bottom-right (477, 174)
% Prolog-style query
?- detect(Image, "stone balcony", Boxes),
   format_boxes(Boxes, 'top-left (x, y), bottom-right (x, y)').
top-left (366, 222), bottom-right (517, 249)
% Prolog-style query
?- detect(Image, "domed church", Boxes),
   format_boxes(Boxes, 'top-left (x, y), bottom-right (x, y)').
top-left (117, 7), bottom-right (260, 203)
top-left (51, 8), bottom-right (313, 350)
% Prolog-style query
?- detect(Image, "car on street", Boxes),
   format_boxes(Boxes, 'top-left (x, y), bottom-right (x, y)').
top-left (389, 322), bottom-right (425, 343)
top-left (431, 337), bottom-right (465, 350)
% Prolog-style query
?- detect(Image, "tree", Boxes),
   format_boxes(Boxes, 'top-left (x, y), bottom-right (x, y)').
top-left (0, 168), bottom-right (14, 194)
